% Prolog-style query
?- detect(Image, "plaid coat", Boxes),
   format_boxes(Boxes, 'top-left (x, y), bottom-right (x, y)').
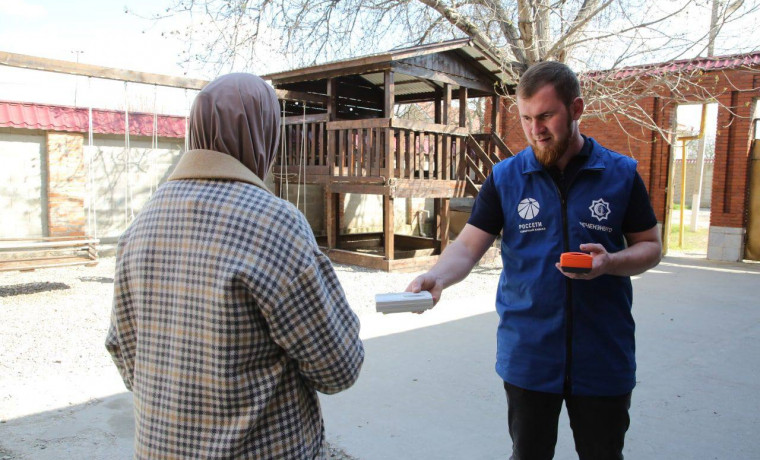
top-left (106, 149), bottom-right (364, 459)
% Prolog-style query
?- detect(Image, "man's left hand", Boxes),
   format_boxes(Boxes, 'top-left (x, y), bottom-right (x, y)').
top-left (555, 243), bottom-right (610, 280)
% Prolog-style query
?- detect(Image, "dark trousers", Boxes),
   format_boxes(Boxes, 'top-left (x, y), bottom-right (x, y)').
top-left (504, 381), bottom-right (631, 460)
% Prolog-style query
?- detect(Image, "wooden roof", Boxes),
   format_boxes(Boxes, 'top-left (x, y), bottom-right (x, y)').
top-left (264, 38), bottom-right (510, 115)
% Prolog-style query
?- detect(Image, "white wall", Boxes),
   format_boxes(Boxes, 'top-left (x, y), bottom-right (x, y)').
top-left (0, 129), bottom-right (46, 238)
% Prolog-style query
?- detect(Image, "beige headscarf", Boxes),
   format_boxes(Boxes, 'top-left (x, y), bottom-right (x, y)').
top-left (189, 73), bottom-right (281, 180)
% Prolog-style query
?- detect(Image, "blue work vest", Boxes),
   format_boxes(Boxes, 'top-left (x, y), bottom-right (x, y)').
top-left (492, 138), bottom-right (638, 396)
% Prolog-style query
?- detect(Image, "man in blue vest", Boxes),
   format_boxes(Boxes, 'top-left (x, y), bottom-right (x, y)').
top-left (407, 61), bottom-right (662, 459)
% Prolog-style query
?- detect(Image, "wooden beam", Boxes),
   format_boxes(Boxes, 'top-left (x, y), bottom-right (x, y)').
top-left (392, 62), bottom-right (495, 94)
top-left (275, 89), bottom-right (330, 105)
top-left (442, 83), bottom-right (451, 126)
top-left (465, 155), bottom-right (487, 182)
top-left (327, 118), bottom-right (391, 130)
top-left (466, 135), bottom-right (495, 170)
top-left (327, 78), bottom-right (337, 122)
top-left (384, 196), bottom-right (395, 260)
top-left (384, 70), bottom-right (395, 118)
top-left (465, 176), bottom-right (480, 197)
top-left (490, 95), bottom-right (500, 135)
top-left (326, 192), bottom-right (337, 249)
top-left (443, 84), bottom-right (451, 180)
top-left (459, 87), bottom-right (468, 128)
top-left (281, 113), bottom-right (330, 125)
top-left (0, 50), bottom-right (208, 90)
top-left (389, 179), bottom-right (468, 198)
top-left (395, 234), bottom-right (437, 250)
top-left (491, 132), bottom-right (514, 159)
top-left (390, 118), bottom-right (469, 136)
top-left (438, 198), bottom-right (450, 252)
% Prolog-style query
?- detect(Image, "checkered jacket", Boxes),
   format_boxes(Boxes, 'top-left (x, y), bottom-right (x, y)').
top-left (106, 150), bottom-right (364, 459)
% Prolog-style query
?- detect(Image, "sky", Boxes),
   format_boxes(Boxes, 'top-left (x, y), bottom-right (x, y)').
top-left (0, 0), bottom-right (209, 113)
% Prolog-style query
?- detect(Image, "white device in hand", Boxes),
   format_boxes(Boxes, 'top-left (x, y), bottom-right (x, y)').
top-left (375, 291), bottom-right (434, 314)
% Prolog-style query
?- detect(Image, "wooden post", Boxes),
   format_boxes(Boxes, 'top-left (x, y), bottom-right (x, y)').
top-left (490, 95), bottom-right (500, 157)
top-left (326, 78), bottom-right (338, 249)
top-left (442, 84), bottom-right (451, 179)
top-left (439, 198), bottom-right (450, 253)
top-left (384, 196), bottom-right (395, 260)
top-left (458, 87), bottom-right (468, 180)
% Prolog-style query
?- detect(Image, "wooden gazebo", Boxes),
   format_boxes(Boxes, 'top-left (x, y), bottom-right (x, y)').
top-left (263, 38), bottom-right (513, 271)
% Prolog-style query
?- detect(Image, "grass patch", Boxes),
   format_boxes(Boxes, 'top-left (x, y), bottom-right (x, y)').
top-left (668, 221), bottom-right (709, 253)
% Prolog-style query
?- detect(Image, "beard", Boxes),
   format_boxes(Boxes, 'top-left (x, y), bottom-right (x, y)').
top-left (532, 113), bottom-right (574, 168)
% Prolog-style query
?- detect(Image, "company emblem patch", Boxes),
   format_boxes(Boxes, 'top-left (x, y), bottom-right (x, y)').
top-left (589, 198), bottom-right (611, 222)
top-left (517, 198), bottom-right (540, 220)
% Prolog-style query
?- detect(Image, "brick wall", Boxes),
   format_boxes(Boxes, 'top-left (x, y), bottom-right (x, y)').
top-left (46, 132), bottom-right (86, 236)
top-left (497, 67), bottom-right (758, 231)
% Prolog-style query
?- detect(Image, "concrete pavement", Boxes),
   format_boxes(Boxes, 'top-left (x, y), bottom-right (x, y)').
top-left (2, 256), bottom-right (759, 459)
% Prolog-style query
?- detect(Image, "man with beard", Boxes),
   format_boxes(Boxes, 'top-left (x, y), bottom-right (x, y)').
top-left (406, 61), bottom-right (662, 459)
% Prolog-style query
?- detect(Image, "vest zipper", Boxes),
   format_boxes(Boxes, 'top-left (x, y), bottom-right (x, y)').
top-left (553, 173), bottom-right (573, 396)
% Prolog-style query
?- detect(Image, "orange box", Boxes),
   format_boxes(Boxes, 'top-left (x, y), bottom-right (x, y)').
top-left (560, 252), bottom-right (592, 274)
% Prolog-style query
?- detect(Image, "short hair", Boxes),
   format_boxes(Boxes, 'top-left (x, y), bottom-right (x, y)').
top-left (517, 61), bottom-right (580, 107)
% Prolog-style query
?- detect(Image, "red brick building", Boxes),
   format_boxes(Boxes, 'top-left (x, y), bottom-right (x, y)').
top-left (492, 52), bottom-right (760, 261)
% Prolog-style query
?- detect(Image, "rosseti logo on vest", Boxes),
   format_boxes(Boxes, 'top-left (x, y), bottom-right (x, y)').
top-left (517, 198), bottom-right (546, 234)
top-left (517, 198), bottom-right (540, 220)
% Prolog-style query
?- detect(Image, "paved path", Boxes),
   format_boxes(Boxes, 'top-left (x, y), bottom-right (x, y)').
top-left (2, 256), bottom-right (759, 459)
top-left (320, 256), bottom-right (760, 459)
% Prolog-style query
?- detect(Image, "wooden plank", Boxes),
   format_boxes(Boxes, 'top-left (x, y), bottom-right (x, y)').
top-left (491, 132), bottom-right (514, 159)
top-left (0, 51), bottom-right (208, 89)
top-left (389, 179), bottom-right (468, 198)
top-left (466, 135), bottom-right (495, 169)
top-left (465, 155), bottom-right (487, 182)
top-left (329, 183), bottom-right (388, 195)
top-left (394, 234), bottom-right (437, 250)
top-left (404, 130), bottom-right (412, 179)
top-left (310, 123), bottom-right (317, 166)
top-left (275, 89), bottom-right (330, 105)
top-left (384, 196), bottom-right (395, 260)
top-left (390, 118), bottom-right (469, 136)
top-left (327, 118), bottom-right (391, 130)
top-left (274, 165), bottom-right (330, 176)
top-left (338, 129), bottom-right (345, 176)
top-left (459, 87), bottom-right (468, 127)
top-left (384, 70), bottom-right (395, 118)
top-left (439, 198), bottom-right (450, 253)
top-left (436, 133), bottom-right (443, 179)
top-left (375, 128), bottom-right (383, 177)
top-left (442, 83), bottom-right (451, 125)
top-left (465, 176), bottom-right (480, 197)
top-left (392, 62), bottom-right (494, 93)
top-left (326, 249), bottom-right (388, 271)
top-left (327, 125), bottom-right (336, 177)
top-left (326, 192), bottom-right (336, 249)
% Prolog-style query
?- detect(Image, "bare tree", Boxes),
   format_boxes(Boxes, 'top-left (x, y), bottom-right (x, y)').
top-left (136, 0), bottom-right (759, 74)
top-left (130, 0), bottom-right (760, 136)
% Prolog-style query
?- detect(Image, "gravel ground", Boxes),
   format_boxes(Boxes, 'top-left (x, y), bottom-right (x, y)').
top-left (0, 253), bottom-right (501, 459)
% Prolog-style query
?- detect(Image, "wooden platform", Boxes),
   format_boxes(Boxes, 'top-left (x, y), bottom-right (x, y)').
top-left (0, 237), bottom-right (99, 272)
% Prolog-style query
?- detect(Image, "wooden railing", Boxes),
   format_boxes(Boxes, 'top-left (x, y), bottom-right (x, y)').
top-left (274, 116), bottom-right (505, 195)
top-left (276, 113), bottom-right (330, 175)
top-left (327, 118), bottom-right (469, 181)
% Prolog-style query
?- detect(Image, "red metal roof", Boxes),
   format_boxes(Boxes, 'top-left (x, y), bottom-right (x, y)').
top-left (584, 51), bottom-right (760, 80)
top-left (0, 100), bottom-right (186, 138)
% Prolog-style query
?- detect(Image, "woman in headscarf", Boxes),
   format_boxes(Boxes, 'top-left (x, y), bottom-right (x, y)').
top-left (106, 73), bottom-right (364, 459)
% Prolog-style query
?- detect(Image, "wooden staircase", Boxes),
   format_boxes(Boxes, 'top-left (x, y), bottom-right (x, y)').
top-left (462, 133), bottom-right (513, 197)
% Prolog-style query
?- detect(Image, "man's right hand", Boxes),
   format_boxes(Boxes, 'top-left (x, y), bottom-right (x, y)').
top-left (405, 274), bottom-right (444, 306)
